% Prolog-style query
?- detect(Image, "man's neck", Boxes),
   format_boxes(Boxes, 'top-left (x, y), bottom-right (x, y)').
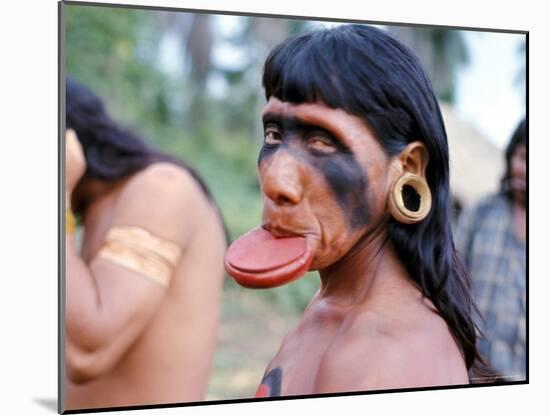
top-left (317, 221), bottom-right (411, 307)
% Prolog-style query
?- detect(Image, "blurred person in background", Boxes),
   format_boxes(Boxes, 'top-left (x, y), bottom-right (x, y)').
top-left (64, 79), bottom-right (227, 410)
top-left (455, 119), bottom-right (526, 381)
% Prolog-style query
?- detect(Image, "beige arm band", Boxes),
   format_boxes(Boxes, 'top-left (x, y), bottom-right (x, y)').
top-left (96, 226), bottom-right (182, 287)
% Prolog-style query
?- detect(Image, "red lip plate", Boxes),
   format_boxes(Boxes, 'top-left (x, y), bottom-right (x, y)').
top-left (224, 227), bottom-right (313, 289)
top-left (226, 228), bottom-right (307, 272)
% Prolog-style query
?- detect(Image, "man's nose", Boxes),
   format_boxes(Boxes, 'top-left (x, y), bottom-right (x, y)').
top-left (261, 151), bottom-right (303, 206)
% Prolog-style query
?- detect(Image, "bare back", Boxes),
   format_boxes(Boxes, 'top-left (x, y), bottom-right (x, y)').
top-left (66, 163), bottom-right (226, 409)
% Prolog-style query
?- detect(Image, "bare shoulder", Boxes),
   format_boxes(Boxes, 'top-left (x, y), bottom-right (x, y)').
top-left (315, 309), bottom-right (468, 393)
top-left (124, 162), bottom-right (205, 200)
top-left (112, 162), bottom-right (210, 247)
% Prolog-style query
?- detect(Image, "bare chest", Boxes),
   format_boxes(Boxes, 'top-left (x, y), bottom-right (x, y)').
top-left (257, 313), bottom-right (343, 397)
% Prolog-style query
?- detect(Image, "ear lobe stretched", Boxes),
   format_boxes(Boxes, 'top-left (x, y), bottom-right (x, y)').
top-left (386, 142), bottom-right (432, 224)
top-left (398, 141), bottom-right (430, 179)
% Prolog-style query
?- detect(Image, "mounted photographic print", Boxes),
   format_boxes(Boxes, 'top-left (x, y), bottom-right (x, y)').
top-left (59, 0), bottom-right (527, 413)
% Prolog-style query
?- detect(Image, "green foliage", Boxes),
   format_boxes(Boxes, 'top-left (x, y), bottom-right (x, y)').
top-left (66, 5), bottom-right (167, 128)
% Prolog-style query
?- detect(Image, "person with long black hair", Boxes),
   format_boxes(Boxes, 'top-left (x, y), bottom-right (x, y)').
top-left (64, 79), bottom-right (227, 410)
top-left (455, 119), bottom-right (526, 381)
top-left (226, 24), bottom-right (492, 397)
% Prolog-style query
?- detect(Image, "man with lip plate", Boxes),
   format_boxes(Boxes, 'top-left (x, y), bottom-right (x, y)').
top-left (225, 24), bottom-right (489, 397)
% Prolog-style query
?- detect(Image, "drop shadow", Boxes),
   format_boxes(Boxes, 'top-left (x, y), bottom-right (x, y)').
top-left (34, 398), bottom-right (58, 412)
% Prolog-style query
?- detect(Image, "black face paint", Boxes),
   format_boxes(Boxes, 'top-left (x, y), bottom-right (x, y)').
top-left (310, 150), bottom-right (369, 229)
top-left (255, 367), bottom-right (282, 397)
top-left (258, 114), bottom-right (370, 229)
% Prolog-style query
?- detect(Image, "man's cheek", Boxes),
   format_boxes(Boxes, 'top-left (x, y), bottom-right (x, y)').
top-left (310, 228), bottom-right (359, 269)
top-left (313, 154), bottom-right (370, 230)
top-left (308, 198), bottom-right (362, 269)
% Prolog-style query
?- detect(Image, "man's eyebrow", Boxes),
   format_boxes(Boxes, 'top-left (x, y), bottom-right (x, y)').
top-left (262, 112), bottom-right (329, 132)
top-left (262, 113), bottom-right (298, 128)
top-left (262, 112), bottom-right (350, 149)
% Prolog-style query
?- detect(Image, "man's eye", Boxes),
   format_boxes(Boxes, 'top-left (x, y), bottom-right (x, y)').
top-left (264, 129), bottom-right (282, 145)
top-left (308, 137), bottom-right (337, 154)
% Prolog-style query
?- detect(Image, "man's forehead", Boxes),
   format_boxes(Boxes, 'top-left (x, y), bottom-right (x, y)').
top-left (262, 97), bottom-right (381, 151)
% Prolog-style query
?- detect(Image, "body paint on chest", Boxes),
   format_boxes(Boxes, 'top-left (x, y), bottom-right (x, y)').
top-left (255, 367), bottom-right (283, 397)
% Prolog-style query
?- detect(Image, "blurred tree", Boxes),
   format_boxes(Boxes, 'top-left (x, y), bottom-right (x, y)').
top-left (184, 14), bottom-right (214, 129)
top-left (206, 17), bottom-right (310, 142)
top-left (65, 5), bottom-right (170, 133)
top-left (389, 26), bottom-right (469, 103)
top-left (186, 15), bottom-right (213, 80)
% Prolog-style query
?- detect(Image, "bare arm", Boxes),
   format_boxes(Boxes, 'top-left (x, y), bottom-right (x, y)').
top-left (65, 164), bottom-right (202, 383)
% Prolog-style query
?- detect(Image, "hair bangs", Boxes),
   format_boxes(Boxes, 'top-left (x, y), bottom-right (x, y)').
top-left (262, 26), bottom-right (425, 156)
top-left (263, 30), bottom-right (350, 109)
